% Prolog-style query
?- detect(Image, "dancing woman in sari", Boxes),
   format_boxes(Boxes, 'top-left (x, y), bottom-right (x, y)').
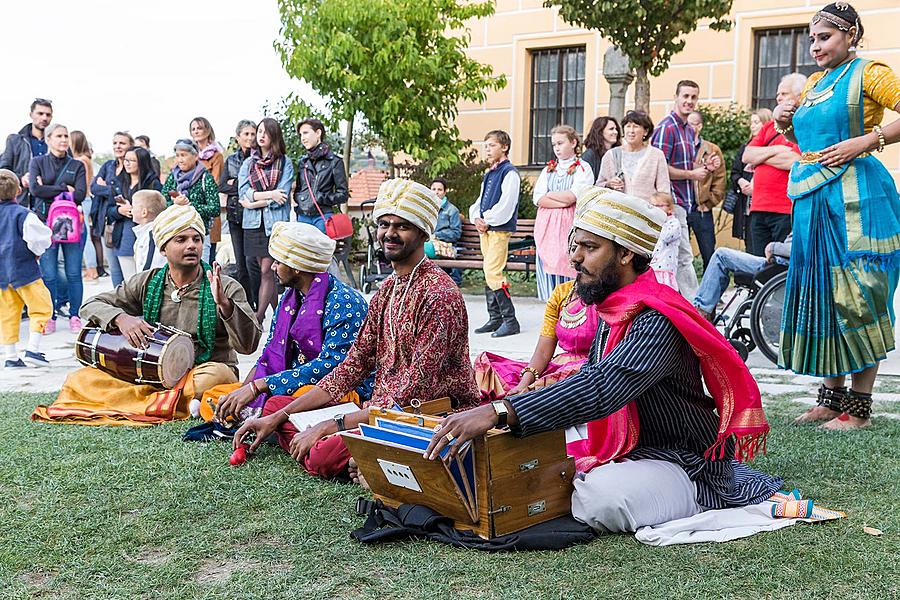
top-left (474, 280), bottom-right (598, 400)
top-left (777, 3), bottom-right (900, 429)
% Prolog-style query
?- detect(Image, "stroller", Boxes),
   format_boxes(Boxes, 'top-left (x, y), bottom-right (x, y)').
top-left (716, 263), bottom-right (788, 364)
top-left (357, 199), bottom-right (393, 293)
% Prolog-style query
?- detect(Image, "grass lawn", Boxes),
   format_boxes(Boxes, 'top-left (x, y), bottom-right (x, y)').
top-left (1, 391), bottom-right (897, 600)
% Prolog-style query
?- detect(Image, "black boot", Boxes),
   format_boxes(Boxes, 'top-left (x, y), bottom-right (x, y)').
top-left (474, 286), bottom-right (502, 334)
top-left (491, 287), bottom-right (520, 338)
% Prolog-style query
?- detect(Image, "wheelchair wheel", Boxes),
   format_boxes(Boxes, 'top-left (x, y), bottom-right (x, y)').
top-left (729, 339), bottom-right (750, 362)
top-left (359, 265), bottom-right (371, 294)
top-left (730, 327), bottom-right (756, 355)
top-left (750, 270), bottom-right (787, 365)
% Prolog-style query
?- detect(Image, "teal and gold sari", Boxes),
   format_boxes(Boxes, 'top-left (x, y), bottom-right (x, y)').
top-left (780, 58), bottom-right (900, 377)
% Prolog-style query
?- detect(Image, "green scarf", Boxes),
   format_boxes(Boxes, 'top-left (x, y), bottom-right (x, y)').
top-left (143, 263), bottom-right (217, 364)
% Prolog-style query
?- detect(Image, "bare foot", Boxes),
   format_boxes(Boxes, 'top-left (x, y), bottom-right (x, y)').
top-left (794, 405), bottom-right (841, 423)
top-left (820, 413), bottom-right (871, 430)
top-left (347, 458), bottom-right (370, 490)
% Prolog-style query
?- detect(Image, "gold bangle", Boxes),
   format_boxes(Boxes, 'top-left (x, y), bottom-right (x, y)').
top-left (520, 366), bottom-right (541, 380)
top-left (873, 125), bottom-right (886, 153)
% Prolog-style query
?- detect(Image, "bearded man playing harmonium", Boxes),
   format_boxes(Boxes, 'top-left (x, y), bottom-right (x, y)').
top-left (425, 188), bottom-right (783, 533)
top-left (234, 179), bottom-right (479, 480)
top-left (32, 204), bottom-right (261, 425)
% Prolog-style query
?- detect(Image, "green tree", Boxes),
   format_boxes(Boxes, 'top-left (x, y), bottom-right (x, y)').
top-left (698, 103), bottom-right (751, 170)
top-left (547, 0), bottom-right (734, 111)
top-left (276, 0), bottom-right (506, 177)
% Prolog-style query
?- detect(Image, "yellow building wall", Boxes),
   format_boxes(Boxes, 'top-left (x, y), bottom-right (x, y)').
top-left (456, 0), bottom-right (900, 184)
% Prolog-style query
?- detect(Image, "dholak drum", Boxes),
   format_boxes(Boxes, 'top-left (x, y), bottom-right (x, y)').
top-left (75, 324), bottom-right (195, 389)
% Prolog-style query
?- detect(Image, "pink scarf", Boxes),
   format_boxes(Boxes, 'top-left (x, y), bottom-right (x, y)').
top-left (567, 270), bottom-right (769, 472)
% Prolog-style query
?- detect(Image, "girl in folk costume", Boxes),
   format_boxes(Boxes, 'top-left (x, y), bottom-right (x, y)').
top-left (474, 278), bottom-right (598, 400)
top-left (237, 118), bottom-right (295, 324)
top-left (532, 125), bottom-right (594, 301)
top-left (648, 192), bottom-right (681, 291)
top-left (778, 3), bottom-right (900, 429)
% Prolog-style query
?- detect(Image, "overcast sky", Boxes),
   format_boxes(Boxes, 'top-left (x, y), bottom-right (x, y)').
top-left (0, 0), bottom-right (322, 155)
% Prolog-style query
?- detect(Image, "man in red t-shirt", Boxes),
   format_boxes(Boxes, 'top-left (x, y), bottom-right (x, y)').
top-left (741, 73), bottom-right (805, 256)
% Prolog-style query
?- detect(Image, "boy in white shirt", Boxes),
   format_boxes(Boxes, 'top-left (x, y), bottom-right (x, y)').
top-left (131, 190), bottom-right (167, 273)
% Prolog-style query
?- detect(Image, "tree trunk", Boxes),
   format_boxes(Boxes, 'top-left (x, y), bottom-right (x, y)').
top-left (342, 115), bottom-right (354, 181)
top-left (634, 66), bottom-right (651, 113)
top-left (388, 152), bottom-right (396, 179)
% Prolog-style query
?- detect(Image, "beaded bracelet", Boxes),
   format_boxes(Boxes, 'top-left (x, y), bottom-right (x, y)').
top-left (774, 123), bottom-right (794, 136)
top-left (873, 125), bottom-right (886, 153)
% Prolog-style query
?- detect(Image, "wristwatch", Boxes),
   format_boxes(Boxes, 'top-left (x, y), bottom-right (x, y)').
top-left (333, 414), bottom-right (346, 432)
top-left (491, 401), bottom-right (509, 429)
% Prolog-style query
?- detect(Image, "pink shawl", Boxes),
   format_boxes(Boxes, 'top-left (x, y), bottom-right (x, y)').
top-left (567, 270), bottom-right (769, 472)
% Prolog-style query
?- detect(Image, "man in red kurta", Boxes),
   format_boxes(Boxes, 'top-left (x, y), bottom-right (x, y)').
top-left (234, 179), bottom-right (479, 479)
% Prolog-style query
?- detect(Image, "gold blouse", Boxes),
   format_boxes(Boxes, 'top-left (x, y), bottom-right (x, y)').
top-left (801, 61), bottom-right (900, 132)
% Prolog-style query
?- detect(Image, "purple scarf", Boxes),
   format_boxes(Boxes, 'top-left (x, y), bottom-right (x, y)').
top-left (173, 163), bottom-right (207, 194)
top-left (198, 141), bottom-right (224, 161)
top-left (256, 273), bottom-right (330, 380)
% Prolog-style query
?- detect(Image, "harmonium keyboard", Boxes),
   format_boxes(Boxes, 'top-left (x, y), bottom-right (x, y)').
top-left (341, 400), bottom-right (575, 538)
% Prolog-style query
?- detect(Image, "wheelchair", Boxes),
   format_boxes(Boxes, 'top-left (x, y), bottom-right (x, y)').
top-left (715, 263), bottom-right (787, 364)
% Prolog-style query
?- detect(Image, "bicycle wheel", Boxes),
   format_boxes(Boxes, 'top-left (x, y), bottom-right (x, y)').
top-left (749, 271), bottom-right (787, 365)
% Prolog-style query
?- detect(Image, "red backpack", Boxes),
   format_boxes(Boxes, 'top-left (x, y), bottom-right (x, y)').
top-left (47, 191), bottom-right (82, 244)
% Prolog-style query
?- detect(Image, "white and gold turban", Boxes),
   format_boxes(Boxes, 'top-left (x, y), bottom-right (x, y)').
top-left (152, 204), bottom-right (206, 250)
top-left (373, 179), bottom-right (440, 235)
top-left (268, 221), bottom-right (336, 273)
top-left (574, 187), bottom-right (666, 258)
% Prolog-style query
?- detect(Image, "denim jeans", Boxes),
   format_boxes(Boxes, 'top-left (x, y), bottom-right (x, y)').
top-left (297, 212), bottom-right (331, 234)
top-left (40, 241), bottom-right (84, 318)
top-left (108, 251), bottom-right (124, 287)
top-left (693, 248), bottom-right (766, 312)
top-left (687, 209), bottom-right (716, 271)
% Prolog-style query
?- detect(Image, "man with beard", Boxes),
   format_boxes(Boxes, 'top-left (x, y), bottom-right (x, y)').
top-left (234, 179), bottom-right (479, 480)
top-left (32, 205), bottom-right (261, 426)
top-left (204, 221), bottom-right (372, 429)
top-left (424, 187), bottom-right (782, 533)
top-left (0, 98), bottom-right (52, 205)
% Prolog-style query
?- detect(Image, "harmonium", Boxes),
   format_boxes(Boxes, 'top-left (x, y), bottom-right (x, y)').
top-left (341, 399), bottom-right (575, 539)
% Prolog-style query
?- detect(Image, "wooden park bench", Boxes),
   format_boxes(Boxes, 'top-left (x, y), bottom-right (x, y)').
top-left (431, 218), bottom-right (537, 276)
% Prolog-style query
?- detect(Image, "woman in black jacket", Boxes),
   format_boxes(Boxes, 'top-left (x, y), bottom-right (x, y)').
top-left (28, 123), bottom-right (86, 334)
top-left (109, 147), bottom-right (161, 281)
top-left (729, 109), bottom-right (771, 244)
top-left (219, 119), bottom-right (258, 307)
top-left (293, 118), bottom-right (348, 233)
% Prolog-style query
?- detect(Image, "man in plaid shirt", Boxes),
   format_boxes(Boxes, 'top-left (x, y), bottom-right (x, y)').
top-left (651, 80), bottom-right (712, 292)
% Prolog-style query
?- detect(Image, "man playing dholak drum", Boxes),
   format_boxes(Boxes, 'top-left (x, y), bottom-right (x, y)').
top-left (205, 221), bottom-right (373, 424)
top-left (32, 205), bottom-right (261, 425)
top-left (234, 179), bottom-right (479, 480)
top-left (424, 187), bottom-right (783, 533)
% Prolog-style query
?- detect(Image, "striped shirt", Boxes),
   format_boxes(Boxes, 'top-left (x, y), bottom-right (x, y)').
top-left (650, 111), bottom-right (697, 212)
top-left (509, 308), bottom-right (782, 509)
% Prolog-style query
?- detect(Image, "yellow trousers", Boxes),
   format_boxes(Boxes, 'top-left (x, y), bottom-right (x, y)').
top-left (0, 280), bottom-right (53, 344)
top-left (479, 231), bottom-right (511, 291)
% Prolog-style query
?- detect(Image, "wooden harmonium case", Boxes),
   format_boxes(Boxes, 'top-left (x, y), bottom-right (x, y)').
top-left (341, 407), bottom-right (574, 539)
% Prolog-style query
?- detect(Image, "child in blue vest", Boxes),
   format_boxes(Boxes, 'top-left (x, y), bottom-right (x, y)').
top-left (468, 130), bottom-right (521, 338)
top-left (0, 169), bottom-right (53, 368)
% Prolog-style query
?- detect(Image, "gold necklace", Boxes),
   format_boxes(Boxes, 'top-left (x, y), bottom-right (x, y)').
top-left (558, 287), bottom-right (588, 329)
top-left (387, 256), bottom-right (426, 340)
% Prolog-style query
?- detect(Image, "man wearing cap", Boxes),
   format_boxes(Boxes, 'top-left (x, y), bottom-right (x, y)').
top-left (203, 222), bottom-right (373, 433)
top-left (424, 187), bottom-right (782, 533)
top-left (32, 205), bottom-right (261, 426)
top-left (234, 179), bottom-right (479, 480)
